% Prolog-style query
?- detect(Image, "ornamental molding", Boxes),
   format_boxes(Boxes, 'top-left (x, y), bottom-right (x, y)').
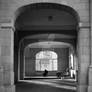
top-left (79, 22), bottom-right (90, 28)
top-left (0, 22), bottom-right (14, 31)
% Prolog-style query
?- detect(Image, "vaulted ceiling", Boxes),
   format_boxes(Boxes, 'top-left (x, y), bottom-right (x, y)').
top-left (14, 3), bottom-right (78, 49)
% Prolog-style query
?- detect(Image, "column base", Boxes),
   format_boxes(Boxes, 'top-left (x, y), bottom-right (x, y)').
top-left (88, 66), bottom-right (92, 85)
top-left (77, 85), bottom-right (88, 92)
top-left (5, 85), bottom-right (15, 92)
top-left (0, 85), bottom-right (15, 92)
top-left (88, 86), bottom-right (92, 92)
top-left (88, 66), bottom-right (92, 92)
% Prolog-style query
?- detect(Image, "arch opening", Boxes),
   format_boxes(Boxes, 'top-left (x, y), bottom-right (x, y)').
top-left (35, 50), bottom-right (58, 71)
top-left (14, 2), bottom-right (79, 83)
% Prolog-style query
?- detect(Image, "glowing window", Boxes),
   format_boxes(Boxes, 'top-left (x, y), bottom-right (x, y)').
top-left (36, 50), bottom-right (58, 71)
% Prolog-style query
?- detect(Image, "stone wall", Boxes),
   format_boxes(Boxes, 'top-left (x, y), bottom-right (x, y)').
top-left (0, 0), bottom-right (90, 92)
top-left (0, 28), bottom-right (15, 92)
top-left (24, 48), bottom-right (69, 77)
top-left (0, 0), bottom-right (89, 24)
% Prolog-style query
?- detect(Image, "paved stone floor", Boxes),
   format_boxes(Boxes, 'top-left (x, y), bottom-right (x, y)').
top-left (16, 79), bottom-right (77, 92)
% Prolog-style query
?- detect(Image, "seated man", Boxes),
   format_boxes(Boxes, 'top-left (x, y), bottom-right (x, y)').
top-left (56, 71), bottom-right (64, 78)
top-left (56, 72), bottom-right (61, 78)
top-left (43, 69), bottom-right (48, 77)
top-left (56, 69), bottom-right (70, 79)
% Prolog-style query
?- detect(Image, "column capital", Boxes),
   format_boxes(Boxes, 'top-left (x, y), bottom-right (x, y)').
top-left (79, 22), bottom-right (90, 29)
top-left (0, 22), bottom-right (14, 31)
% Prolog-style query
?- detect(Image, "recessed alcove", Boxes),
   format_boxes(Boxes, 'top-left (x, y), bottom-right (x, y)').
top-left (14, 3), bottom-right (78, 82)
top-left (23, 41), bottom-right (70, 78)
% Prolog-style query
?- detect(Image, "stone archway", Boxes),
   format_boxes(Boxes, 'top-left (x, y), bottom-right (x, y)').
top-left (14, 2), bottom-right (90, 92)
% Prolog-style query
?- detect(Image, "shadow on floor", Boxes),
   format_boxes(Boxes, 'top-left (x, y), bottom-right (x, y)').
top-left (16, 79), bottom-right (77, 92)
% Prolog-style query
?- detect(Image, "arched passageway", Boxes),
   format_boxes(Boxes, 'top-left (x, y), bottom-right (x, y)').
top-left (14, 2), bottom-right (79, 92)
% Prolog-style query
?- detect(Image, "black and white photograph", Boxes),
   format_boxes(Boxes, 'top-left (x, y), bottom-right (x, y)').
top-left (0, 0), bottom-right (91, 92)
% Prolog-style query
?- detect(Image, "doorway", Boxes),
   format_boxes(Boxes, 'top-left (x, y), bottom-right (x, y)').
top-left (14, 3), bottom-right (79, 92)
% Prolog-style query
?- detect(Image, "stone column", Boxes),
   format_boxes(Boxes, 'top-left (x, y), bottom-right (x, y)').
top-left (88, 0), bottom-right (92, 92)
top-left (0, 24), bottom-right (15, 92)
top-left (77, 26), bottom-right (90, 92)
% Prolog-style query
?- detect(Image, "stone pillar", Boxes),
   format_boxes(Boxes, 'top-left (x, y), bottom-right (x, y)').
top-left (0, 25), bottom-right (15, 92)
top-left (77, 27), bottom-right (90, 92)
top-left (88, 66), bottom-right (92, 92)
top-left (88, 0), bottom-right (92, 92)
